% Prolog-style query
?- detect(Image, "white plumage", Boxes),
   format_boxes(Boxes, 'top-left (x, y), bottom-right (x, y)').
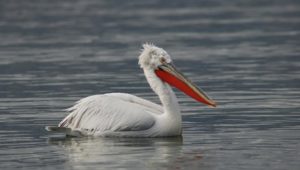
top-left (59, 93), bottom-right (163, 137)
top-left (46, 44), bottom-right (216, 137)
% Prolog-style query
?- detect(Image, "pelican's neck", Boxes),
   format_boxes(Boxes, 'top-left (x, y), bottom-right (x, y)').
top-left (143, 69), bottom-right (181, 119)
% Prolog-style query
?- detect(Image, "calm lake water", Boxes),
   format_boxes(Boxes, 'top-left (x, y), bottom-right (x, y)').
top-left (0, 0), bottom-right (299, 169)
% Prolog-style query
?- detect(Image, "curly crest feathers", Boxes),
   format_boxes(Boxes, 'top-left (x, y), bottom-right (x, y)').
top-left (138, 43), bottom-right (171, 69)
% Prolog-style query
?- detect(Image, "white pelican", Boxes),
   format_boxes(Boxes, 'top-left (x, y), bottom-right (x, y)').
top-left (46, 44), bottom-right (216, 137)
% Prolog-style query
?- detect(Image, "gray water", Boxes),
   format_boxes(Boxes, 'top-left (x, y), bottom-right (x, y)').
top-left (0, 0), bottom-right (300, 169)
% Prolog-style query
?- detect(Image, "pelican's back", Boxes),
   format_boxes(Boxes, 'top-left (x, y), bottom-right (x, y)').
top-left (49, 93), bottom-right (163, 137)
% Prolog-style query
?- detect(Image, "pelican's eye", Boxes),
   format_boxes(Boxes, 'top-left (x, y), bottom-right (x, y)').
top-left (160, 58), bottom-right (166, 63)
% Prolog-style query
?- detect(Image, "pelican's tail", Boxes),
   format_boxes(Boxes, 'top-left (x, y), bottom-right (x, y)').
top-left (45, 126), bottom-right (83, 137)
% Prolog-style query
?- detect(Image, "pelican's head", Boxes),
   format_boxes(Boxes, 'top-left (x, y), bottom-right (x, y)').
top-left (139, 43), bottom-right (172, 69)
top-left (138, 43), bottom-right (216, 107)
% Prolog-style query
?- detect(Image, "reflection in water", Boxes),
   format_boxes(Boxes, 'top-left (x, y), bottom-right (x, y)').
top-left (47, 136), bottom-right (198, 170)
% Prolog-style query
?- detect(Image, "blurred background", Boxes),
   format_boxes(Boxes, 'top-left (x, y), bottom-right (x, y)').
top-left (0, 0), bottom-right (299, 170)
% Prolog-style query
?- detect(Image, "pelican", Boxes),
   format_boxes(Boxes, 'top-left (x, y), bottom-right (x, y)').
top-left (46, 44), bottom-right (216, 137)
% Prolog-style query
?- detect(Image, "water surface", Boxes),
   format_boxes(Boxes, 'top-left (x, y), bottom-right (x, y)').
top-left (0, 0), bottom-right (300, 170)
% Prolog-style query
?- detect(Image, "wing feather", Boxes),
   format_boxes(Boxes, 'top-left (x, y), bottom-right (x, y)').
top-left (59, 93), bottom-right (162, 136)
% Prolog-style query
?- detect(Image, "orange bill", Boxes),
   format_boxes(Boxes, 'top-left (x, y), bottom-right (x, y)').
top-left (155, 62), bottom-right (216, 107)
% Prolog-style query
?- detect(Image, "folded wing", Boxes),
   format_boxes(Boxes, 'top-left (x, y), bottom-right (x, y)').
top-left (58, 93), bottom-right (163, 135)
